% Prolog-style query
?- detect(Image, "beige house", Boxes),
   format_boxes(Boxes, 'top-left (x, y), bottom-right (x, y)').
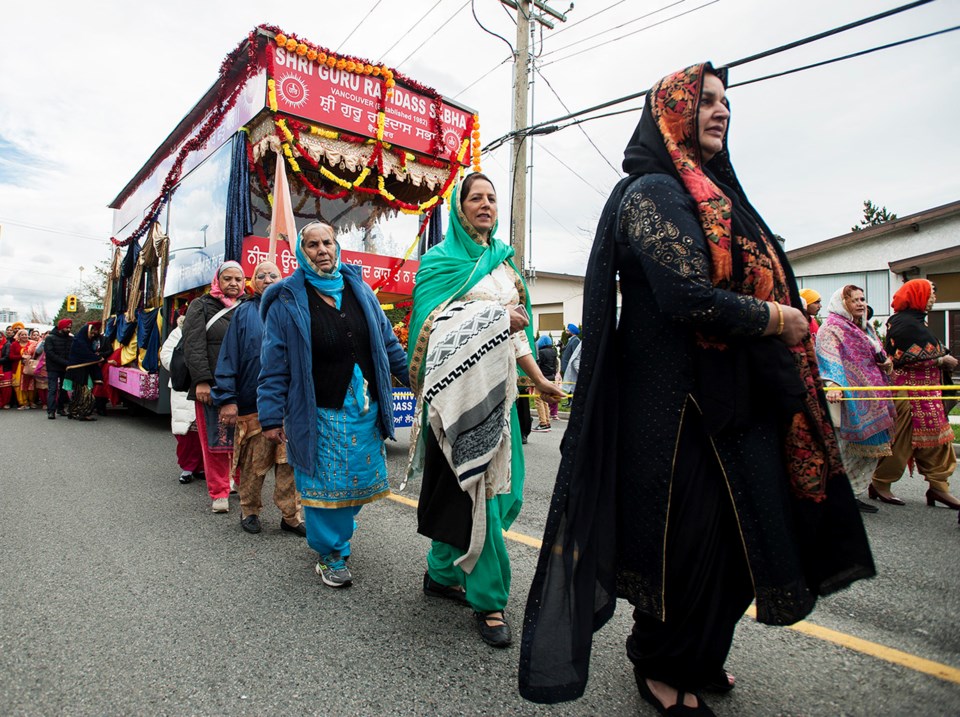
top-left (526, 270), bottom-right (585, 337)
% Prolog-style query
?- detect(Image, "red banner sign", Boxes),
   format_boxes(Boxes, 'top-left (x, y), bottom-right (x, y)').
top-left (270, 46), bottom-right (471, 158)
top-left (242, 235), bottom-right (418, 296)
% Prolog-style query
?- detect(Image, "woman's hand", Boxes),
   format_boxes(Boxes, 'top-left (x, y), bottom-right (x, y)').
top-left (219, 403), bottom-right (238, 427)
top-left (195, 381), bottom-right (212, 405)
top-left (765, 302), bottom-right (808, 345)
top-left (508, 306), bottom-right (529, 335)
top-left (536, 377), bottom-right (566, 404)
top-left (878, 356), bottom-right (894, 376)
top-left (941, 355), bottom-right (958, 371)
top-left (823, 380), bottom-right (841, 403)
top-left (263, 427), bottom-right (286, 445)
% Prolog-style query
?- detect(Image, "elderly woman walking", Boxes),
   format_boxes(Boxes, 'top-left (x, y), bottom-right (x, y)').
top-left (519, 64), bottom-right (874, 715)
top-left (407, 174), bottom-right (564, 648)
top-left (215, 261), bottom-right (305, 537)
top-left (871, 279), bottom-right (960, 509)
top-left (259, 222), bottom-right (409, 588)
top-left (816, 286), bottom-right (896, 512)
top-left (182, 261), bottom-right (245, 513)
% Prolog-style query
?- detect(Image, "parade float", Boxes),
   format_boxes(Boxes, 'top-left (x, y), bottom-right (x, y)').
top-left (103, 25), bottom-right (481, 418)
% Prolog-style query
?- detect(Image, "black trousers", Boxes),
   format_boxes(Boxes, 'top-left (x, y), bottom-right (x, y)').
top-left (45, 371), bottom-right (69, 414)
top-left (516, 395), bottom-right (532, 439)
top-left (626, 409), bottom-right (754, 690)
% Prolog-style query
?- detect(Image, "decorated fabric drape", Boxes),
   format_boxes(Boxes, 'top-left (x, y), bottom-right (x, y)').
top-left (225, 132), bottom-right (253, 263)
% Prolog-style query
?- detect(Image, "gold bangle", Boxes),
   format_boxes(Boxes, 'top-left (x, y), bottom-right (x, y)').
top-left (774, 302), bottom-right (784, 336)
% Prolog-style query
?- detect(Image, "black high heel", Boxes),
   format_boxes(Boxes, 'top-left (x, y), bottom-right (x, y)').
top-left (926, 489), bottom-right (960, 510)
top-left (869, 483), bottom-right (905, 506)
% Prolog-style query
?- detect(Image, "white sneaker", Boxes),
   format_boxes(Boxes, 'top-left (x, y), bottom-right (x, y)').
top-left (212, 497), bottom-right (229, 513)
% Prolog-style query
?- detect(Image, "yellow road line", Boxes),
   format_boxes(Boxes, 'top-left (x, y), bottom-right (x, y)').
top-left (386, 491), bottom-right (960, 684)
top-left (744, 605), bottom-right (960, 685)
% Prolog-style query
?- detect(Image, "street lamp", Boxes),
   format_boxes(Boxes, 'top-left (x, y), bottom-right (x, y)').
top-left (79, 265), bottom-right (85, 296)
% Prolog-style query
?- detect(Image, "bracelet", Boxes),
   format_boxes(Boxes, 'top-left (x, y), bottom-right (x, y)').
top-left (774, 302), bottom-right (784, 336)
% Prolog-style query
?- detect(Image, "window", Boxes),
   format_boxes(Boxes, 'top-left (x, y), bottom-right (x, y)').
top-left (538, 312), bottom-right (564, 331)
top-left (796, 271), bottom-right (891, 314)
top-left (167, 138), bottom-right (233, 254)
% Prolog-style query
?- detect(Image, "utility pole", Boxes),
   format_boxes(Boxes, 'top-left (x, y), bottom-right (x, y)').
top-left (502, 0), bottom-right (569, 275)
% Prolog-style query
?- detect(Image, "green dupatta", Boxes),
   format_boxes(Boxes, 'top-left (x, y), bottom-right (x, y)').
top-left (404, 178), bottom-right (535, 522)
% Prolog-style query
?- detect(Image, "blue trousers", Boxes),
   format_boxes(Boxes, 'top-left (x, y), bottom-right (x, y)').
top-left (303, 504), bottom-right (362, 559)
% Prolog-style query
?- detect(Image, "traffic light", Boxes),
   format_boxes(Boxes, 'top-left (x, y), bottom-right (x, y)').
top-left (66, 295), bottom-right (78, 313)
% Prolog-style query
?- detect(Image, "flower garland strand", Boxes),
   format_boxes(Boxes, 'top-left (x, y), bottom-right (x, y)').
top-left (112, 30), bottom-right (267, 247)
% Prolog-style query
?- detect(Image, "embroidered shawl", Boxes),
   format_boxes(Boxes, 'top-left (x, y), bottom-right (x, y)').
top-left (622, 63), bottom-right (840, 501)
top-left (816, 291), bottom-right (895, 448)
top-left (421, 300), bottom-right (515, 573)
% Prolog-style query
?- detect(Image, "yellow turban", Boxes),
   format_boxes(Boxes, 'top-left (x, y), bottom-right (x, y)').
top-left (799, 288), bottom-right (821, 304)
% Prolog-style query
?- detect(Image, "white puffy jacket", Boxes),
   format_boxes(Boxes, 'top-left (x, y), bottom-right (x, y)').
top-left (159, 326), bottom-right (195, 436)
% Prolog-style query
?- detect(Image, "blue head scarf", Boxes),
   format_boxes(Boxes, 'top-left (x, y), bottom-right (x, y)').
top-left (536, 335), bottom-right (554, 349)
top-left (296, 222), bottom-right (344, 309)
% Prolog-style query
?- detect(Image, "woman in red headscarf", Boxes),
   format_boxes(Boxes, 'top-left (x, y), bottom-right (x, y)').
top-left (871, 279), bottom-right (959, 508)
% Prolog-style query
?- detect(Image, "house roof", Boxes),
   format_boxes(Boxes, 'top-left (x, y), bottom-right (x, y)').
top-left (785, 199), bottom-right (960, 262)
top-left (530, 270), bottom-right (585, 283)
top-left (888, 244), bottom-right (960, 274)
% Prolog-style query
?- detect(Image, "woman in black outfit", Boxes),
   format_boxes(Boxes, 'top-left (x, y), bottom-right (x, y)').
top-left (520, 63), bottom-right (875, 716)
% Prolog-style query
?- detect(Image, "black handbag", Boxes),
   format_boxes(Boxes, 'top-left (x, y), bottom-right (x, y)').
top-left (942, 367), bottom-right (958, 414)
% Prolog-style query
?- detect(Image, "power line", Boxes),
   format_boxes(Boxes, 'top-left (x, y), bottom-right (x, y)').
top-left (473, 0), bottom-right (516, 55)
top-left (538, 0), bottom-right (688, 59)
top-left (725, 0), bottom-right (936, 69)
top-left (534, 66), bottom-right (621, 178)
top-left (336, 0), bottom-right (385, 53)
top-left (550, 0), bottom-right (629, 37)
top-left (484, 0), bottom-right (946, 150)
top-left (395, 0), bottom-right (472, 71)
top-left (450, 56), bottom-right (512, 98)
top-left (536, 143), bottom-right (608, 197)
top-left (728, 24), bottom-right (960, 89)
top-left (507, 22), bottom-right (960, 153)
top-left (0, 218), bottom-right (106, 243)
top-left (380, 0), bottom-right (446, 63)
top-left (540, 0), bottom-right (718, 68)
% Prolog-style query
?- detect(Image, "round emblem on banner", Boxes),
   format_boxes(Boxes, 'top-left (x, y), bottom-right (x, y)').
top-left (277, 74), bottom-right (309, 109)
top-left (443, 129), bottom-right (460, 153)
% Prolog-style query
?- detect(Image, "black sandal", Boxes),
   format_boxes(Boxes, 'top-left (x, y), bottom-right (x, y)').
top-left (635, 672), bottom-right (715, 716)
top-left (474, 610), bottom-right (512, 648)
top-left (702, 668), bottom-right (735, 693)
top-left (422, 572), bottom-right (469, 605)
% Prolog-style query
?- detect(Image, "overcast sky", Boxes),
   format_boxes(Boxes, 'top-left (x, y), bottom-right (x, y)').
top-left (1, 0), bottom-right (957, 321)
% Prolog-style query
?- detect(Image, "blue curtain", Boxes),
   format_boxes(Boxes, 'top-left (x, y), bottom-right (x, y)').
top-left (419, 205), bottom-right (444, 255)
top-left (225, 132), bottom-right (252, 263)
top-left (136, 307), bottom-right (161, 373)
top-left (115, 315), bottom-right (138, 346)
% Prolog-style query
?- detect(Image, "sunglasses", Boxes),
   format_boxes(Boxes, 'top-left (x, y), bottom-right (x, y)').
top-left (256, 272), bottom-right (280, 280)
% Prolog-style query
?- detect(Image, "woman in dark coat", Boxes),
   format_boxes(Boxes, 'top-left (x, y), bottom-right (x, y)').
top-left (519, 63), bottom-right (875, 716)
top-left (181, 261), bottom-right (244, 512)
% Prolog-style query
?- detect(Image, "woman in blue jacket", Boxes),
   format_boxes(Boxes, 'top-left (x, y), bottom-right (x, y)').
top-left (259, 221), bottom-right (410, 588)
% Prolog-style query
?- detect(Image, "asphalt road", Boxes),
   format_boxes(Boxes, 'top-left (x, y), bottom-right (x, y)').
top-left (1, 407), bottom-right (959, 716)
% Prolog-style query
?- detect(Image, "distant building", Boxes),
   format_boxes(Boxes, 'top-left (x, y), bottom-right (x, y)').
top-left (0, 308), bottom-right (18, 324)
top-left (787, 199), bottom-right (960, 354)
top-left (527, 270), bottom-right (584, 336)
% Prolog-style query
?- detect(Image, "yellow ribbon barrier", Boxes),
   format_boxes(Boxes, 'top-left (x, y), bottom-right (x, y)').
top-left (822, 385), bottom-right (960, 391)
